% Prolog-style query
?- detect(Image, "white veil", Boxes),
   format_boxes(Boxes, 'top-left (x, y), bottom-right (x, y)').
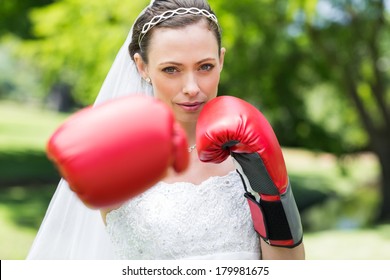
top-left (27, 1), bottom-right (154, 260)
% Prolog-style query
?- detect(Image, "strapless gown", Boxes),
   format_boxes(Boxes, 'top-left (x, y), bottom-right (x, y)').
top-left (106, 171), bottom-right (260, 259)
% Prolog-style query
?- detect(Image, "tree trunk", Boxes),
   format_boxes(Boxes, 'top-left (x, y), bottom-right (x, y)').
top-left (372, 133), bottom-right (390, 222)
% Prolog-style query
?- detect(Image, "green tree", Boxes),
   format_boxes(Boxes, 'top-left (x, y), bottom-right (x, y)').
top-left (212, 0), bottom-right (390, 221)
top-left (212, 0), bottom-right (356, 152)
top-left (19, 0), bottom-right (149, 104)
top-left (0, 0), bottom-right (55, 101)
top-left (0, 0), bottom-right (54, 38)
top-left (301, 0), bottom-right (390, 221)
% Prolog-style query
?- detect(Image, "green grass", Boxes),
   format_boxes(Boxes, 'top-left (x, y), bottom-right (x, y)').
top-left (0, 101), bottom-right (68, 185)
top-left (0, 100), bottom-right (69, 152)
top-left (304, 225), bottom-right (390, 259)
top-left (0, 100), bottom-right (66, 259)
top-left (0, 210), bottom-right (37, 260)
top-left (0, 184), bottom-right (56, 259)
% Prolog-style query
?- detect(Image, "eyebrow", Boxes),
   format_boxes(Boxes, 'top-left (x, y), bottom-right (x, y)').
top-left (158, 57), bottom-right (217, 66)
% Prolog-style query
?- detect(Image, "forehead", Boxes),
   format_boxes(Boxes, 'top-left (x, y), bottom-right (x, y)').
top-left (146, 21), bottom-right (219, 64)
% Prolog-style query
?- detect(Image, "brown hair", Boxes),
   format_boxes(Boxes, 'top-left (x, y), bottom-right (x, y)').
top-left (128, 0), bottom-right (221, 63)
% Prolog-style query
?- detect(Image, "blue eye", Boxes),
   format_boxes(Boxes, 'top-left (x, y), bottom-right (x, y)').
top-left (200, 64), bottom-right (214, 71)
top-left (162, 67), bottom-right (178, 74)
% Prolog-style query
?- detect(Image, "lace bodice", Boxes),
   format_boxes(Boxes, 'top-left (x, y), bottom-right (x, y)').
top-left (106, 171), bottom-right (260, 259)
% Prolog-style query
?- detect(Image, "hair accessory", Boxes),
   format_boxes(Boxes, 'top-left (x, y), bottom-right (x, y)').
top-left (139, 7), bottom-right (219, 48)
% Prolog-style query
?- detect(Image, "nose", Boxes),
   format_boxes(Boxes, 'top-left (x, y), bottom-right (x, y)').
top-left (182, 73), bottom-right (200, 97)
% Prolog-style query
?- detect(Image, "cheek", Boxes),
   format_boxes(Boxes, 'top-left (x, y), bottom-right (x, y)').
top-left (152, 77), bottom-right (178, 103)
top-left (200, 72), bottom-right (220, 97)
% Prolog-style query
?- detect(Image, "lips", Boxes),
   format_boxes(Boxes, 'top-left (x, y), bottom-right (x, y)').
top-left (177, 102), bottom-right (204, 112)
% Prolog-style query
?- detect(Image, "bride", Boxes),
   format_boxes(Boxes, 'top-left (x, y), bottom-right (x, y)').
top-left (27, 0), bottom-right (305, 260)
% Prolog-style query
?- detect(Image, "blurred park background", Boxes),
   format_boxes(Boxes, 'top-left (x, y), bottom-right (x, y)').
top-left (1, 0), bottom-right (390, 259)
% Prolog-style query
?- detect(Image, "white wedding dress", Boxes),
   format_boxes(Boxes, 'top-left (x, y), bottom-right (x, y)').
top-left (106, 171), bottom-right (261, 260)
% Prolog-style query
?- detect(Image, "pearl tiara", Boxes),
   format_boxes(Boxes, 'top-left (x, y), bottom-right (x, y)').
top-left (138, 7), bottom-right (219, 48)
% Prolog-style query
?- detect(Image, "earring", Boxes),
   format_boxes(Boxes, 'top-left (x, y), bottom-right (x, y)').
top-left (145, 77), bottom-right (151, 84)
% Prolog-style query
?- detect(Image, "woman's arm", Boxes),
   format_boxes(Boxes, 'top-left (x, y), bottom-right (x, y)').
top-left (260, 239), bottom-right (305, 260)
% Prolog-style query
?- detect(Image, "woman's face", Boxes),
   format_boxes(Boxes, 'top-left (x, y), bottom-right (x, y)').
top-left (135, 20), bottom-right (225, 125)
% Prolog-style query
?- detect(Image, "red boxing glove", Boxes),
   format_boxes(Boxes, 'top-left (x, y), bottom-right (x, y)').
top-left (196, 96), bottom-right (302, 247)
top-left (47, 95), bottom-right (189, 208)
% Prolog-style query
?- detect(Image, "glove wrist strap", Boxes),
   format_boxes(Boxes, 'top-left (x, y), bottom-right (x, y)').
top-left (245, 183), bottom-right (303, 248)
